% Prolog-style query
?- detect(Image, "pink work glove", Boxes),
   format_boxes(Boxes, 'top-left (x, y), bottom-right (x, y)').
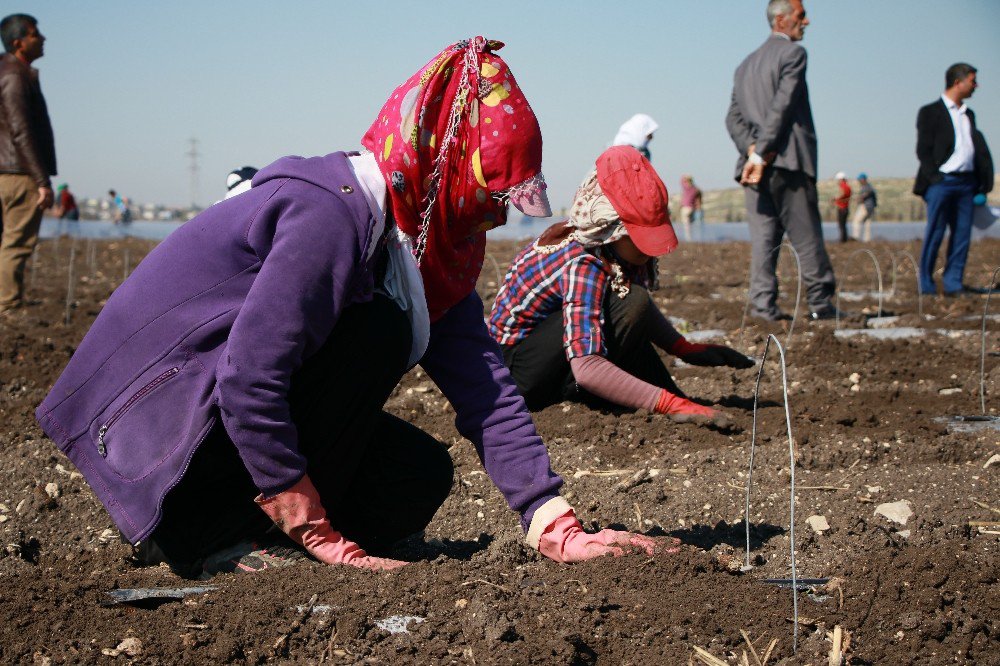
top-left (654, 388), bottom-right (732, 429)
top-left (256, 475), bottom-right (406, 571)
top-left (669, 337), bottom-right (755, 369)
top-left (538, 510), bottom-right (675, 563)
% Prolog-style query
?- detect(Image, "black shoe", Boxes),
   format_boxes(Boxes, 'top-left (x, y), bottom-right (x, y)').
top-left (750, 309), bottom-right (792, 322)
top-left (809, 306), bottom-right (851, 321)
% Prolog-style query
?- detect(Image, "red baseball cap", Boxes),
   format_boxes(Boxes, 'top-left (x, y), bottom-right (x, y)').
top-left (596, 145), bottom-right (677, 257)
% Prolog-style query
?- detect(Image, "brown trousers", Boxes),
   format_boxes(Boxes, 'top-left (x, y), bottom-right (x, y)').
top-left (0, 174), bottom-right (43, 310)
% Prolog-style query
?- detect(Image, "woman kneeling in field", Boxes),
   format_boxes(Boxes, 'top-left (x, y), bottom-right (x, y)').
top-left (36, 39), bottom-right (671, 578)
top-left (489, 146), bottom-right (753, 427)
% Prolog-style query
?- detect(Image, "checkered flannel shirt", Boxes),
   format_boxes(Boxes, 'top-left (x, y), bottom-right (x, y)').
top-left (488, 241), bottom-right (649, 360)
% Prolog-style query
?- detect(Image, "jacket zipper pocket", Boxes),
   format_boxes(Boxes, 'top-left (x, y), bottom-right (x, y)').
top-left (97, 367), bottom-right (180, 457)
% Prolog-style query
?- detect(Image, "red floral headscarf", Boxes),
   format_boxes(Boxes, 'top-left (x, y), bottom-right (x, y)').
top-left (362, 37), bottom-right (546, 321)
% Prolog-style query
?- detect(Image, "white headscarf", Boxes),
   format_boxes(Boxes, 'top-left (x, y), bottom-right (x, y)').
top-left (612, 113), bottom-right (659, 152)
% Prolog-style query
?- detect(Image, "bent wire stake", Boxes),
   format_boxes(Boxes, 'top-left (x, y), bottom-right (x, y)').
top-left (743, 333), bottom-right (799, 652)
top-left (895, 250), bottom-right (922, 318)
top-left (885, 249), bottom-right (898, 298)
top-left (982, 266), bottom-right (1000, 415)
top-left (64, 240), bottom-right (77, 326)
top-left (835, 248), bottom-right (884, 329)
top-left (738, 241), bottom-right (803, 348)
top-left (897, 250), bottom-right (924, 319)
top-left (123, 247), bottom-right (131, 283)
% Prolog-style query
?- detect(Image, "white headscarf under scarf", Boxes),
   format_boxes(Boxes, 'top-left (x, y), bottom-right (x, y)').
top-left (566, 170), bottom-right (628, 248)
top-left (612, 113), bottom-right (659, 152)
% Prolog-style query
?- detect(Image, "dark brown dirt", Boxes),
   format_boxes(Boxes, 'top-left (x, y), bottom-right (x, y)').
top-left (1, 235), bottom-right (997, 664)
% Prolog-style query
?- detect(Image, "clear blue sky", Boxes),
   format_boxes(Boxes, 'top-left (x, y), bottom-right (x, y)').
top-left (15, 0), bottom-right (1000, 208)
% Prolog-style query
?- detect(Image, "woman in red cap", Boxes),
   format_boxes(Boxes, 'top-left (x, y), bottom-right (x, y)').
top-left (489, 146), bottom-right (754, 427)
top-left (38, 38), bottom-right (668, 578)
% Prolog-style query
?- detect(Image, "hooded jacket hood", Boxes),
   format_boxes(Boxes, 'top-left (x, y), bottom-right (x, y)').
top-left (252, 152), bottom-right (356, 195)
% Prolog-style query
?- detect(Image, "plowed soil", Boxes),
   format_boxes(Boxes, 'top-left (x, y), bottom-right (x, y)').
top-left (1, 234), bottom-right (997, 664)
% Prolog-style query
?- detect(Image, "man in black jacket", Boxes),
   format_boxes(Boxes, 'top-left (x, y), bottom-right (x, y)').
top-left (915, 62), bottom-right (993, 296)
top-left (0, 13), bottom-right (55, 313)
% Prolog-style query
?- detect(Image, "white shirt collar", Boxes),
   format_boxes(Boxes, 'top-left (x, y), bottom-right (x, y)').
top-left (941, 94), bottom-right (967, 114)
top-left (346, 151), bottom-right (388, 262)
top-left (772, 32), bottom-right (792, 41)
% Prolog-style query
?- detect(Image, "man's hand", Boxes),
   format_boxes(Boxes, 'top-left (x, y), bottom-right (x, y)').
top-left (741, 161), bottom-right (765, 186)
top-left (37, 186), bottom-right (53, 209)
top-left (740, 143), bottom-right (774, 186)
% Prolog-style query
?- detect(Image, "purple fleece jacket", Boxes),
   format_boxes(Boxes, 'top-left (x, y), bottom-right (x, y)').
top-left (36, 152), bottom-right (562, 544)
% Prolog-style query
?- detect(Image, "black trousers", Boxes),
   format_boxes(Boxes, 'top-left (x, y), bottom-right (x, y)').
top-left (837, 207), bottom-right (849, 242)
top-left (502, 285), bottom-right (681, 411)
top-left (143, 295), bottom-right (454, 574)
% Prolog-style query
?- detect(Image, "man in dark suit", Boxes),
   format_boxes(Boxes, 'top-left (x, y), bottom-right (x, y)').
top-left (726, 0), bottom-right (838, 321)
top-left (914, 63), bottom-right (994, 296)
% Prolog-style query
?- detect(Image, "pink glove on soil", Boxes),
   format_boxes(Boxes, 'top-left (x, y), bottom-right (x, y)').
top-left (538, 510), bottom-right (667, 563)
top-left (654, 389), bottom-right (732, 429)
top-left (256, 475), bottom-right (406, 571)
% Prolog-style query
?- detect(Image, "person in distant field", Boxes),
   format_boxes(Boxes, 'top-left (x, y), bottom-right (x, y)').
top-left (489, 146), bottom-right (752, 430)
top-left (37, 38), bottom-right (670, 580)
top-left (678, 175), bottom-right (702, 242)
top-left (224, 166), bottom-right (257, 200)
top-left (831, 171), bottom-right (851, 242)
top-left (612, 113), bottom-right (658, 160)
top-left (0, 13), bottom-right (55, 314)
top-left (725, 0), bottom-right (840, 322)
top-left (852, 173), bottom-right (876, 241)
top-left (53, 183), bottom-right (77, 219)
top-left (914, 62), bottom-right (994, 296)
top-left (108, 188), bottom-right (131, 224)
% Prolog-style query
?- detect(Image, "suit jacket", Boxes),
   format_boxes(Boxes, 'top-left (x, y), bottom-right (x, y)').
top-left (726, 35), bottom-right (817, 181)
top-left (913, 98), bottom-right (994, 196)
top-left (0, 53), bottom-right (56, 186)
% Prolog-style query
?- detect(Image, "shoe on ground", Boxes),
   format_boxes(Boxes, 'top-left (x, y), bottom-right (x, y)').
top-left (944, 285), bottom-right (992, 298)
top-left (809, 305), bottom-right (855, 321)
top-left (200, 537), bottom-right (307, 577)
top-left (750, 309), bottom-right (792, 322)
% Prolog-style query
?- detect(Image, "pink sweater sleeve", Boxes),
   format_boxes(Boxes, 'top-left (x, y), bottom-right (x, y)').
top-left (569, 354), bottom-right (662, 411)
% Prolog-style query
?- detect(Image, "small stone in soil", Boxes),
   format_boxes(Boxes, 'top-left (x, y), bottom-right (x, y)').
top-left (874, 500), bottom-right (913, 525)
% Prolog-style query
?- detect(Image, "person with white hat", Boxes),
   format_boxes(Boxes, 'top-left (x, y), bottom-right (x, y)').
top-left (830, 171), bottom-right (851, 242)
top-left (612, 113), bottom-right (658, 160)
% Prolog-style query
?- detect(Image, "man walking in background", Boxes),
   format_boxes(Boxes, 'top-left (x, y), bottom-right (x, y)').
top-left (831, 171), bottom-right (851, 243)
top-left (914, 63), bottom-right (994, 296)
top-left (725, 0), bottom-right (839, 321)
top-left (852, 172), bottom-right (876, 241)
top-left (0, 13), bottom-right (54, 314)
